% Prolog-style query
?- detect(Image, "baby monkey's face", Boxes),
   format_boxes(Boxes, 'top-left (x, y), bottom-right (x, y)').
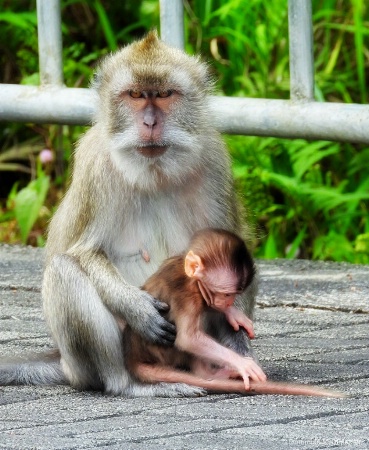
top-left (211, 292), bottom-right (238, 311)
top-left (198, 268), bottom-right (242, 312)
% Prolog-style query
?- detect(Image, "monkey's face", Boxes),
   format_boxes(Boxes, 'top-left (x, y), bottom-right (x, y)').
top-left (107, 90), bottom-right (206, 191)
top-left (112, 87), bottom-right (199, 159)
top-left (120, 89), bottom-right (180, 152)
top-left (197, 268), bottom-right (242, 312)
top-left (94, 32), bottom-right (213, 191)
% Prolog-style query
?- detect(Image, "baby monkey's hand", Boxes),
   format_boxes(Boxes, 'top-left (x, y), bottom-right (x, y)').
top-left (224, 306), bottom-right (255, 339)
top-left (235, 356), bottom-right (267, 390)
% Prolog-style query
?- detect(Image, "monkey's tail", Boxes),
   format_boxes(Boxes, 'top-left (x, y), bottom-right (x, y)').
top-left (203, 379), bottom-right (345, 398)
top-left (0, 349), bottom-right (67, 386)
top-left (248, 381), bottom-right (346, 398)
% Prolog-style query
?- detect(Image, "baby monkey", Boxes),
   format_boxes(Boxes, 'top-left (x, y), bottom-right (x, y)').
top-left (125, 229), bottom-right (343, 397)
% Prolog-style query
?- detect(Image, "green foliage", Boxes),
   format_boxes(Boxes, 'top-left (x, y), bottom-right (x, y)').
top-left (186, 0), bottom-right (290, 98)
top-left (0, 164), bottom-right (50, 245)
top-left (0, 139), bottom-right (38, 173)
top-left (0, 0), bottom-right (368, 264)
top-left (93, 0), bottom-right (117, 51)
top-left (13, 169), bottom-right (50, 244)
top-left (229, 135), bottom-right (369, 263)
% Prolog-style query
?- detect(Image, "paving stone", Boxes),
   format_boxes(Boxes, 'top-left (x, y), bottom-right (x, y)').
top-left (0, 245), bottom-right (368, 449)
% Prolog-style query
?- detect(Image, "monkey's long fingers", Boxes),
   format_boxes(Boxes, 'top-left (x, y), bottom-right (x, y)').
top-left (145, 314), bottom-right (177, 347)
top-left (241, 373), bottom-right (250, 390)
top-left (152, 299), bottom-right (170, 313)
top-left (151, 299), bottom-right (177, 345)
top-left (245, 361), bottom-right (267, 383)
top-left (159, 316), bottom-right (177, 343)
top-left (131, 293), bottom-right (177, 346)
top-left (139, 318), bottom-right (176, 346)
top-left (240, 319), bottom-right (255, 339)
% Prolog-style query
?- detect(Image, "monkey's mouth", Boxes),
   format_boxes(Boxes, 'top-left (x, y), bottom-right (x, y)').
top-left (137, 145), bottom-right (168, 158)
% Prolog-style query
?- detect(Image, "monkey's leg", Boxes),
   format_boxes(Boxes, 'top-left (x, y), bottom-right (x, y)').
top-left (125, 380), bottom-right (206, 398)
top-left (43, 254), bottom-right (129, 394)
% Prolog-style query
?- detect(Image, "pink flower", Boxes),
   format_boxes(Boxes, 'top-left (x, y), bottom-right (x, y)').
top-left (39, 149), bottom-right (54, 164)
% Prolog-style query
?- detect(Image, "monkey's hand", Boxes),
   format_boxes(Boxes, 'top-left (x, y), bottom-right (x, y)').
top-left (126, 290), bottom-right (176, 346)
top-left (224, 306), bottom-right (255, 339)
top-left (235, 357), bottom-right (266, 390)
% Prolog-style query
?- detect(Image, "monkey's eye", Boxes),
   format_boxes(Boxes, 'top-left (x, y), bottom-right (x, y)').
top-left (129, 90), bottom-right (143, 98)
top-left (157, 90), bottom-right (173, 98)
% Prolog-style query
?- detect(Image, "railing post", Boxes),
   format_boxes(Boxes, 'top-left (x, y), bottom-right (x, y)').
top-left (288, 0), bottom-right (315, 101)
top-left (36, 0), bottom-right (64, 86)
top-left (159, 0), bottom-right (185, 50)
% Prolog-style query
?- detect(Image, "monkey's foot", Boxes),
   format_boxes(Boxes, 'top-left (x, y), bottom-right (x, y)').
top-left (126, 382), bottom-right (206, 398)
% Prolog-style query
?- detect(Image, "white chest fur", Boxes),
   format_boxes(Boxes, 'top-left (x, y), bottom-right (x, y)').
top-left (111, 187), bottom-right (209, 288)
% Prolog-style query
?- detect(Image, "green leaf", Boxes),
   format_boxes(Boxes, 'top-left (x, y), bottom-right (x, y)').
top-left (94, 0), bottom-right (117, 51)
top-left (14, 175), bottom-right (50, 244)
top-left (313, 232), bottom-right (355, 262)
top-left (286, 227), bottom-right (307, 259)
top-left (355, 233), bottom-right (369, 254)
top-left (264, 233), bottom-right (279, 259)
top-left (0, 11), bottom-right (37, 29)
top-left (353, 0), bottom-right (367, 102)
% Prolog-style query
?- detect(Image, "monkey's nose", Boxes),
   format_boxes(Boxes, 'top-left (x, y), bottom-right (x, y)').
top-left (143, 118), bottom-right (157, 128)
top-left (143, 108), bottom-right (157, 128)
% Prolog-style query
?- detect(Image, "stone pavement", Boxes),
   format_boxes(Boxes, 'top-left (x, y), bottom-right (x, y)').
top-left (0, 245), bottom-right (368, 449)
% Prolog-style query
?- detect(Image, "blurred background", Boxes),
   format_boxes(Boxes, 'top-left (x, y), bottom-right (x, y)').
top-left (0, 0), bottom-right (368, 263)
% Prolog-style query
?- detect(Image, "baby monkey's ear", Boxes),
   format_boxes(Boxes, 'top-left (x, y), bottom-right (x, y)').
top-left (184, 251), bottom-right (205, 278)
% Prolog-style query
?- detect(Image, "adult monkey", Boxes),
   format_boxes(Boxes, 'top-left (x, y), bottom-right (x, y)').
top-left (2, 31), bottom-right (258, 396)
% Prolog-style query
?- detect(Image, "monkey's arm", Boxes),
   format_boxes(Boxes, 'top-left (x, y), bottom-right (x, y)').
top-left (174, 307), bottom-right (266, 389)
top-left (66, 248), bottom-right (176, 346)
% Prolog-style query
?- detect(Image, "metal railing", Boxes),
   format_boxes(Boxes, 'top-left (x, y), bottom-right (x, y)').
top-left (0, 0), bottom-right (368, 144)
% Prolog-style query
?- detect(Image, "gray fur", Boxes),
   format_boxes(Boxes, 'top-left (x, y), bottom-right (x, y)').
top-left (0, 353), bottom-right (66, 386)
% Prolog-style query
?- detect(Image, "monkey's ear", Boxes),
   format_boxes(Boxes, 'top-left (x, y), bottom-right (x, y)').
top-left (184, 251), bottom-right (204, 278)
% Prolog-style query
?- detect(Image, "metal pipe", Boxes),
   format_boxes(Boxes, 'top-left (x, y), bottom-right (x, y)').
top-left (36, 0), bottom-right (64, 86)
top-left (1, 84), bottom-right (369, 144)
top-left (210, 96), bottom-right (369, 143)
top-left (288, 0), bottom-right (314, 101)
top-left (0, 85), bottom-right (94, 125)
top-left (159, 0), bottom-right (185, 49)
